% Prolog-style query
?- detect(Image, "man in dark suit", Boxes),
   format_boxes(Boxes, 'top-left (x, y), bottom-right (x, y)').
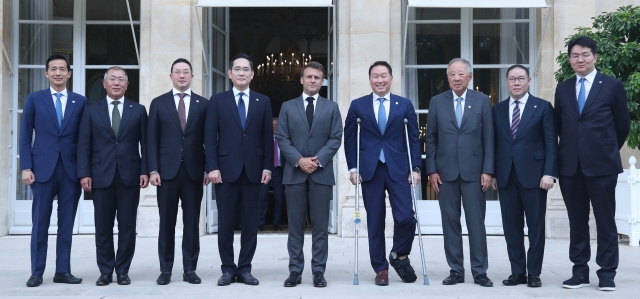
top-left (425, 58), bottom-right (494, 287)
top-left (20, 54), bottom-right (87, 287)
top-left (344, 61), bottom-right (421, 286)
top-left (554, 36), bottom-right (630, 292)
top-left (277, 62), bottom-right (343, 288)
top-left (259, 117), bottom-right (285, 231)
top-left (205, 53), bottom-right (273, 286)
top-left (77, 66), bottom-right (149, 286)
top-left (490, 65), bottom-right (557, 288)
top-left (148, 58), bottom-right (209, 285)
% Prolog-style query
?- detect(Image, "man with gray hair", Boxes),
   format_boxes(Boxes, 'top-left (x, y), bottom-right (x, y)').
top-left (425, 58), bottom-right (494, 287)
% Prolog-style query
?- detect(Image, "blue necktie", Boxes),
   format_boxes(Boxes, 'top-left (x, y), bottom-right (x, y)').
top-left (238, 92), bottom-right (246, 129)
top-left (378, 97), bottom-right (387, 163)
top-left (455, 97), bottom-right (463, 127)
top-left (55, 93), bottom-right (63, 127)
top-left (578, 78), bottom-right (586, 114)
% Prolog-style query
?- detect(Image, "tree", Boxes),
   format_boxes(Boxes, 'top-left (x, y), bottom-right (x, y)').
top-left (555, 5), bottom-right (640, 148)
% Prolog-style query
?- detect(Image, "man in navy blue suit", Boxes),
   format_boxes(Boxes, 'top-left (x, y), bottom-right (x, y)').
top-left (344, 61), bottom-right (421, 286)
top-left (77, 66), bottom-right (149, 286)
top-left (491, 65), bottom-right (557, 288)
top-left (205, 53), bottom-right (273, 286)
top-left (554, 36), bottom-right (630, 291)
top-left (148, 58), bottom-right (210, 285)
top-left (20, 54), bottom-right (87, 287)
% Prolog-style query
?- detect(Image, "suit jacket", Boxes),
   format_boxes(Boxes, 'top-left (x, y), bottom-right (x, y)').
top-left (425, 89), bottom-right (494, 182)
top-left (493, 94), bottom-right (557, 189)
top-left (20, 89), bottom-right (87, 182)
top-left (554, 72), bottom-right (630, 177)
top-left (147, 91), bottom-right (208, 181)
top-left (77, 98), bottom-right (148, 188)
top-left (344, 93), bottom-right (421, 182)
top-left (276, 95), bottom-right (343, 185)
top-left (205, 89), bottom-right (273, 184)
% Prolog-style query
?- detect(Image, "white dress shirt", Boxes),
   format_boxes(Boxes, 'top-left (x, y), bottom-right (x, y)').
top-left (50, 87), bottom-right (68, 115)
top-left (452, 90), bottom-right (468, 118)
top-left (173, 87), bottom-right (191, 122)
top-left (575, 68), bottom-right (597, 100)
top-left (372, 92), bottom-right (390, 121)
top-left (233, 87), bottom-right (250, 117)
top-left (508, 93), bottom-right (529, 124)
top-left (107, 96), bottom-right (125, 126)
top-left (302, 92), bottom-right (319, 113)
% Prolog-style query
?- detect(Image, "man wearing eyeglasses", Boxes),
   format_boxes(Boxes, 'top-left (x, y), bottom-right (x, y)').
top-left (77, 66), bottom-right (149, 286)
top-left (205, 53), bottom-right (273, 286)
top-left (147, 58), bottom-right (210, 285)
top-left (490, 65), bottom-right (557, 288)
top-left (554, 36), bottom-right (629, 291)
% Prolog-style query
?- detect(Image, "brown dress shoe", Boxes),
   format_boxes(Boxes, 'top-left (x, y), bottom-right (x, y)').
top-left (375, 270), bottom-right (389, 286)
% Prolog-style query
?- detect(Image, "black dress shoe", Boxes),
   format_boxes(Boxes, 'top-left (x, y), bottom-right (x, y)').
top-left (258, 224), bottom-right (264, 231)
top-left (96, 274), bottom-right (112, 286)
top-left (284, 272), bottom-right (301, 287)
top-left (53, 273), bottom-right (82, 284)
top-left (443, 271), bottom-right (464, 285)
top-left (156, 272), bottom-right (171, 285)
top-left (313, 272), bottom-right (327, 287)
top-left (502, 274), bottom-right (527, 286)
top-left (237, 272), bottom-right (259, 285)
top-left (117, 273), bottom-right (131, 285)
top-left (183, 270), bottom-right (201, 284)
top-left (527, 275), bottom-right (542, 288)
top-left (26, 275), bottom-right (43, 287)
top-left (217, 272), bottom-right (236, 286)
top-left (273, 224), bottom-right (281, 231)
top-left (474, 274), bottom-right (494, 287)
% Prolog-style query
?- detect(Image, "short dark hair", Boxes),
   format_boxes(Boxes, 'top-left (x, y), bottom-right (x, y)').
top-left (506, 64), bottom-right (530, 78)
top-left (568, 36), bottom-right (598, 55)
top-left (46, 54), bottom-right (70, 70)
top-left (171, 58), bottom-right (192, 73)
top-left (229, 53), bottom-right (254, 70)
top-left (300, 61), bottom-right (325, 78)
top-left (368, 61), bottom-right (392, 76)
top-left (103, 66), bottom-right (129, 81)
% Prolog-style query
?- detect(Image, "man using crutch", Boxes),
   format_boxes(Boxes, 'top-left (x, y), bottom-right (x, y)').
top-left (344, 61), bottom-right (422, 286)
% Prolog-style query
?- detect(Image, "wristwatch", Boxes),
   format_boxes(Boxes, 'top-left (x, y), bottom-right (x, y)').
top-left (413, 167), bottom-right (421, 173)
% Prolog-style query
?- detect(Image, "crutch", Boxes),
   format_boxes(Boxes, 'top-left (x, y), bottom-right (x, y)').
top-left (353, 118), bottom-right (362, 285)
top-left (404, 118), bottom-right (429, 285)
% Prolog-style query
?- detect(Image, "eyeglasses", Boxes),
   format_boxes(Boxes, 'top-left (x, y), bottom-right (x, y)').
top-left (173, 70), bottom-right (191, 75)
top-left (107, 77), bottom-right (126, 83)
top-left (232, 67), bottom-right (252, 74)
top-left (570, 53), bottom-right (593, 60)
top-left (508, 77), bottom-right (528, 84)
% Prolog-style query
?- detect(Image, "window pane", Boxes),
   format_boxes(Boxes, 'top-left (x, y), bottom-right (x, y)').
top-left (414, 8), bottom-right (460, 20)
top-left (212, 29), bottom-right (226, 71)
top-left (473, 8), bottom-right (529, 20)
top-left (86, 25), bottom-right (140, 65)
top-left (20, 0), bottom-right (73, 20)
top-left (472, 68), bottom-right (510, 106)
top-left (86, 0), bottom-right (140, 20)
top-left (211, 73), bottom-right (227, 95)
top-left (405, 68), bottom-right (448, 110)
top-left (85, 69), bottom-right (140, 103)
top-left (18, 68), bottom-right (73, 110)
top-left (211, 7), bottom-right (226, 29)
top-left (473, 23), bottom-right (529, 65)
top-left (407, 24), bottom-right (460, 65)
top-left (19, 24), bottom-right (73, 65)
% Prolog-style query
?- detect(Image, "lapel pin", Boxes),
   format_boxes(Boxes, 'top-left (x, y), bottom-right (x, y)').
top-left (599, 81), bottom-right (602, 83)
top-left (396, 101), bottom-right (398, 104)
top-left (256, 98), bottom-right (259, 102)
top-left (72, 101), bottom-right (75, 103)
top-left (196, 100), bottom-right (199, 103)
top-left (130, 105), bottom-right (133, 108)
top-left (468, 106), bottom-right (471, 108)
top-left (534, 105), bottom-right (537, 108)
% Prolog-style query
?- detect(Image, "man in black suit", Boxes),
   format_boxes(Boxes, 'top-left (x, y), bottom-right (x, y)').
top-left (259, 117), bottom-right (285, 232)
top-left (148, 58), bottom-right (210, 285)
top-left (205, 53), bottom-right (273, 286)
top-left (491, 65), bottom-right (557, 288)
top-left (554, 36), bottom-right (630, 291)
top-left (77, 66), bottom-right (149, 286)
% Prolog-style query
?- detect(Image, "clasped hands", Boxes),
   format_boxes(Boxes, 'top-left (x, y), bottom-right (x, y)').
top-left (298, 157), bottom-right (319, 174)
top-left (429, 173), bottom-right (493, 194)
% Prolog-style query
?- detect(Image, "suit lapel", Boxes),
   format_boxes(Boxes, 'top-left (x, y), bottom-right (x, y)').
top-left (385, 94), bottom-right (397, 132)
top-left (366, 94), bottom-right (382, 136)
top-left (244, 94), bottom-right (259, 131)
top-left (224, 90), bottom-right (243, 130)
top-left (185, 94), bottom-right (200, 132)
top-left (444, 92), bottom-right (458, 129)
top-left (514, 95), bottom-right (536, 141)
top-left (60, 93), bottom-right (77, 132)
top-left (162, 91), bottom-right (183, 133)
top-left (310, 96), bottom-right (327, 133)
top-left (98, 99), bottom-right (116, 140)
top-left (459, 90), bottom-right (474, 129)
top-left (41, 90), bottom-right (61, 132)
top-left (296, 96), bottom-right (310, 132)
top-left (117, 98), bottom-right (133, 139)
top-left (565, 77), bottom-right (580, 117)
top-left (499, 99), bottom-right (512, 140)
top-left (581, 73), bottom-right (604, 116)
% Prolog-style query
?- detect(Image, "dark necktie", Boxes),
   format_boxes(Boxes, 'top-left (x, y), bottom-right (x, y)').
top-left (306, 97), bottom-right (314, 129)
top-left (511, 99), bottom-right (520, 139)
top-left (238, 92), bottom-right (246, 129)
top-left (112, 100), bottom-right (121, 138)
top-left (178, 93), bottom-right (186, 132)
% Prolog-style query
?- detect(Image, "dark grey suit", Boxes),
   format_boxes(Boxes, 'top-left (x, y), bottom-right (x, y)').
top-left (276, 95), bottom-right (342, 274)
top-left (425, 89), bottom-right (494, 278)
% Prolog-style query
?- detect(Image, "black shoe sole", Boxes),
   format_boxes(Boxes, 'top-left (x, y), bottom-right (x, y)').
top-left (183, 275), bottom-right (201, 284)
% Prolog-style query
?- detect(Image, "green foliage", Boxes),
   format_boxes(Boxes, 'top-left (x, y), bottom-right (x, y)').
top-left (555, 5), bottom-right (640, 148)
